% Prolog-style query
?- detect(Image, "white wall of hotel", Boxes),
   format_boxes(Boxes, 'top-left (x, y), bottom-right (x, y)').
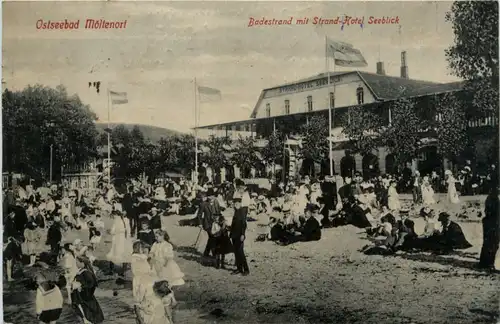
top-left (254, 73), bottom-right (375, 119)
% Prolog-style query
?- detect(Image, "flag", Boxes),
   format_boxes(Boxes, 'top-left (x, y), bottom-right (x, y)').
top-left (326, 38), bottom-right (368, 67)
top-left (198, 86), bottom-right (221, 103)
top-left (109, 91), bottom-right (128, 105)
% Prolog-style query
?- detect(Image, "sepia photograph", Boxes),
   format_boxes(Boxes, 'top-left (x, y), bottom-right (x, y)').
top-left (2, 1), bottom-right (499, 323)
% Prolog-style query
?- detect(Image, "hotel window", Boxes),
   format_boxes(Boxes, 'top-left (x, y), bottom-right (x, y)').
top-left (330, 92), bottom-right (335, 109)
top-left (307, 96), bottom-right (313, 112)
top-left (266, 103), bottom-right (271, 117)
top-left (356, 87), bottom-right (364, 105)
top-left (285, 100), bottom-right (290, 114)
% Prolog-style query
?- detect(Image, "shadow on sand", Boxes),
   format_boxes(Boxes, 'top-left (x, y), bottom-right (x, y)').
top-left (396, 251), bottom-right (496, 276)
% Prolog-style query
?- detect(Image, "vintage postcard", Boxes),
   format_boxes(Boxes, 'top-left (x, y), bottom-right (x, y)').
top-left (2, 1), bottom-right (499, 323)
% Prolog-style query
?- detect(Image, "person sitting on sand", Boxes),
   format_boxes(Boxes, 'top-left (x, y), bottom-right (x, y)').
top-left (280, 204), bottom-right (322, 245)
top-left (344, 198), bottom-right (373, 229)
top-left (419, 212), bottom-right (473, 254)
top-left (35, 272), bottom-right (64, 324)
top-left (418, 207), bottom-right (440, 239)
top-left (393, 219), bottom-right (419, 252)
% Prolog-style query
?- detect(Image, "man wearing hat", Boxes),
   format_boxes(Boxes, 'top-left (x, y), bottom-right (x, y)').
top-left (198, 188), bottom-right (221, 258)
top-left (421, 212), bottom-right (472, 253)
top-left (230, 197), bottom-right (249, 275)
top-left (320, 176), bottom-right (337, 212)
top-left (233, 179), bottom-right (251, 214)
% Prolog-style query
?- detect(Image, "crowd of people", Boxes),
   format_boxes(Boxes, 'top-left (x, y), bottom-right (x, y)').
top-left (2, 163), bottom-right (499, 323)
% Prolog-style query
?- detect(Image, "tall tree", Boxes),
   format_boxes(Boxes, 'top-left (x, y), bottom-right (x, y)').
top-left (446, 1), bottom-right (499, 113)
top-left (261, 131), bottom-right (284, 177)
top-left (341, 105), bottom-right (385, 156)
top-left (297, 115), bottom-right (329, 163)
top-left (174, 134), bottom-right (196, 173)
top-left (2, 85), bottom-right (98, 181)
top-left (202, 135), bottom-right (231, 171)
top-left (157, 137), bottom-right (179, 172)
top-left (384, 97), bottom-right (423, 170)
top-left (432, 92), bottom-right (468, 161)
top-left (232, 136), bottom-right (259, 178)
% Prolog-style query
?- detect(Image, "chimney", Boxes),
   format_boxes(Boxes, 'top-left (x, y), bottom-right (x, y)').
top-left (376, 62), bottom-right (385, 75)
top-left (400, 51), bottom-right (408, 79)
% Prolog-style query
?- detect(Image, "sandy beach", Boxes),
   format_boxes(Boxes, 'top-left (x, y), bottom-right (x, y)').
top-left (3, 200), bottom-right (499, 324)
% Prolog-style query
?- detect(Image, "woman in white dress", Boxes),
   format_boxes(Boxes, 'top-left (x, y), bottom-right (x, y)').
top-left (131, 241), bottom-right (162, 324)
top-left (445, 170), bottom-right (460, 204)
top-left (421, 176), bottom-right (436, 206)
top-left (387, 181), bottom-right (401, 212)
top-left (106, 210), bottom-right (133, 276)
top-left (149, 230), bottom-right (185, 287)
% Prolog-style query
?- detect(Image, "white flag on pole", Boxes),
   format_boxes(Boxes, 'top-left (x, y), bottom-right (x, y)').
top-left (326, 38), bottom-right (368, 67)
top-left (109, 91), bottom-right (128, 105)
top-left (197, 86), bottom-right (221, 103)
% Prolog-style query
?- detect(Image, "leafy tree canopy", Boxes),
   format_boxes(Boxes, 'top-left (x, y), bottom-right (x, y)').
top-left (341, 105), bottom-right (385, 156)
top-left (297, 116), bottom-right (328, 163)
top-left (446, 1), bottom-right (499, 113)
top-left (2, 85), bottom-right (98, 181)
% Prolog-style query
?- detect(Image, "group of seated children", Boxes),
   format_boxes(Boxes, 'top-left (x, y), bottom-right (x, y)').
top-left (362, 207), bottom-right (472, 255)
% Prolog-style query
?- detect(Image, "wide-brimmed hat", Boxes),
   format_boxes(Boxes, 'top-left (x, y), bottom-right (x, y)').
top-left (438, 212), bottom-right (450, 222)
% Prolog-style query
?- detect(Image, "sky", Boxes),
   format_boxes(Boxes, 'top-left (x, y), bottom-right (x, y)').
top-left (3, 1), bottom-right (460, 133)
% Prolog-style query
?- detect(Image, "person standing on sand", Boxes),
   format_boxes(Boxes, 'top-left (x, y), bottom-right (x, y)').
top-left (230, 198), bottom-right (249, 276)
top-left (478, 186), bottom-right (499, 270)
top-left (198, 189), bottom-right (220, 258)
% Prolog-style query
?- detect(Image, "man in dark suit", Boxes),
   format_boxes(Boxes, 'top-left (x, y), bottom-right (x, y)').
top-left (122, 185), bottom-right (136, 235)
top-left (338, 176), bottom-right (354, 206)
top-left (297, 204), bottom-right (322, 241)
top-left (284, 204), bottom-right (322, 244)
top-left (230, 198), bottom-right (249, 275)
top-left (198, 189), bottom-right (221, 258)
top-left (320, 176), bottom-right (337, 212)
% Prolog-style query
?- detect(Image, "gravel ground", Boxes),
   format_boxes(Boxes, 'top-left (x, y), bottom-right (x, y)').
top-left (3, 198), bottom-right (499, 324)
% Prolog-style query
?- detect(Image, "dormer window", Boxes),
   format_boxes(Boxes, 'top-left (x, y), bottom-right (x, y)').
top-left (266, 103), bottom-right (271, 117)
top-left (356, 87), bottom-right (364, 105)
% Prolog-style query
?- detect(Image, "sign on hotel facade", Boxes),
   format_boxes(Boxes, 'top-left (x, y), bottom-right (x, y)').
top-left (254, 73), bottom-right (376, 119)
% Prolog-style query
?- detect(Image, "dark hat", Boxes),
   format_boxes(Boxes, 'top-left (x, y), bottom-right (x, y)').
top-left (305, 203), bottom-right (319, 213)
top-left (419, 207), bottom-right (429, 217)
top-left (233, 197), bottom-right (242, 203)
top-left (234, 179), bottom-right (245, 187)
top-left (438, 212), bottom-right (450, 222)
top-left (206, 188), bottom-right (216, 197)
top-left (403, 219), bottom-right (415, 229)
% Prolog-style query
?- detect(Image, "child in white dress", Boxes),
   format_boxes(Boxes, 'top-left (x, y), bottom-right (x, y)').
top-left (61, 243), bottom-right (78, 304)
top-left (387, 181), bottom-right (401, 212)
top-left (131, 241), bottom-right (161, 324)
top-left (150, 230), bottom-right (185, 287)
top-left (421, 176), bottom-right (436, 206)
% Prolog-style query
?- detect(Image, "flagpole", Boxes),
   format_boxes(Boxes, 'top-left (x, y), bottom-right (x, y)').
top-left (194, 77), bottom-right (199, 185)
top-left (107, 87), bottom-right (111, 185)
top-left (326, 36), bottom-right (333, 176)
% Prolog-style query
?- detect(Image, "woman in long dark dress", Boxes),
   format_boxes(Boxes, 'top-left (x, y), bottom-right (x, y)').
top-left (71, 257), bottom-right (104, 324)
top-left (479, 187), bottom-right (499, 269)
